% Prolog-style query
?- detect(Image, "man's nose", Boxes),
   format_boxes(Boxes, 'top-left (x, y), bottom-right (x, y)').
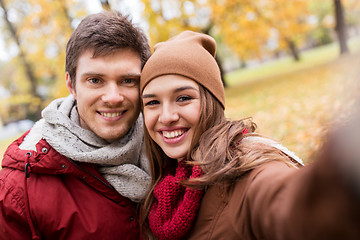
top-left (101, 85), bottom-right (125, 105)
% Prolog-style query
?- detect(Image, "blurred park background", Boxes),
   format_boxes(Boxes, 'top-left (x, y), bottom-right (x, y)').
top-left (1, 0), bottom-right (360, 164)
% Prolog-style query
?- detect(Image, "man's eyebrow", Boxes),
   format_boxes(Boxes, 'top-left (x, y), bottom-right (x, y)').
top-left (122, 73), bottom-right (141, 78)
top-left (80, 72), bottom-right (141, 79)
top-left (80, 72), bottom-right (104, 78)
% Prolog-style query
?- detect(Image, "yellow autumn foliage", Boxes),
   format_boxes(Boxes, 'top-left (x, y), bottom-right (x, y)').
top-left (142, 0), bottom-right (205, 48)
top-left (210, 0), bottom-right (311, 58)
top-left (2, 0), bottom-right (86, 103)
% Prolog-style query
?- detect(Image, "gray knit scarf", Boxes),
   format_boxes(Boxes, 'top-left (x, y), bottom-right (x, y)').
top-left (20, 95), bottom-right (151, 202)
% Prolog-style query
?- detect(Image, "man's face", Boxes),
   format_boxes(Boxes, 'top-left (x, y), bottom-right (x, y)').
top-left (66, 48), bottom-right (142, 142)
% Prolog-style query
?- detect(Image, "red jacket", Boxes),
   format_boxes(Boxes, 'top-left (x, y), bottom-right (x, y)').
top-left (0, 132), bottom-right (142, 240)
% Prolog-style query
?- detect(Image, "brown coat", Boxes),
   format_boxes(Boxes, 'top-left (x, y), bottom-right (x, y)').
top-left (185, 156), bottom-right (360, 240)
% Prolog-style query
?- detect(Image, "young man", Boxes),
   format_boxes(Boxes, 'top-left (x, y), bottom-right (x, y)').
top-left (0, 11), bottom-right (151, 239)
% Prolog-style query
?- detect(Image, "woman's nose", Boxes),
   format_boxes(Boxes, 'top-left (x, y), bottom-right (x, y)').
top-left (159, 105), bottom-right (179, 124)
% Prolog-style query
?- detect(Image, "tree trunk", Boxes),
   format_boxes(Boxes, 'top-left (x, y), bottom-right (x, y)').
top-left (334, 0), bottom-right (349, 54)
top-left (214, 55), bottom-right (227, 88)
top-left (0, 0), bottom-right (42, 119)
top-left (286, 39), bottom-right (300, 62)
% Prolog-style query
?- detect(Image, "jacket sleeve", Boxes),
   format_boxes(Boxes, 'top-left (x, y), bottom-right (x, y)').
top-left (244, 141), bottom-right (360, 240)
top-left (0, 169), bottom-right (34, 239)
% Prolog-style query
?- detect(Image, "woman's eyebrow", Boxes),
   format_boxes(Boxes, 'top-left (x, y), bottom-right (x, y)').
top-left (141, 94), bottom-right (156, 99)
top-left (174, 86), bottom-right (198, 93)
top-left (142, 86), bottom-right (198, 99)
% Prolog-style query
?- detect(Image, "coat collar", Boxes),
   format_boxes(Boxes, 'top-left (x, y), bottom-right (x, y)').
top-left (2, 131), bottom-right (127, 203)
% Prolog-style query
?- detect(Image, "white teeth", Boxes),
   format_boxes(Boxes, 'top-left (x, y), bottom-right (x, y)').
top-left (100, 112), bottom-right (122, 118)
top-left (162, 130), bottom-right (185, 139)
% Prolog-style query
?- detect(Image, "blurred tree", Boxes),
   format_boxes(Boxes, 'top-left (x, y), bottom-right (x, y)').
top-left (0, 0), bottom-right (41, 119)
top-left (18, 0), bottom-right (86, 99)
top-left (0, 0), bottom-right (86, 122)
top-left (210, 0), bottom-right (312, 62)
top-left (142, 0), bottom-right (206, 46)
top-left (141, 0), bottom-right (227, 87)
top-left (334, 0), bottom-right (349, 54)
top-left (307, 0), bottom-right (360, 49)
top-left (344, 0), bottom-right (360, 33)
top-left (142, 0), bottom-right (312, 80)
top-left (308, 1), bottom-right (334, 47)
top-left (99, 0), bottom-right (111, 10)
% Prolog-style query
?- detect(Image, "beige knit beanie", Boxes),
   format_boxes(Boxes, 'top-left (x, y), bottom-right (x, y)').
top-left (140, 30), bottom-right (225, 109)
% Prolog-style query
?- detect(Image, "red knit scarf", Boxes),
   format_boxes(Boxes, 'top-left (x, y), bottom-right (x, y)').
top-left (148, 161), bottom-right (204, 240)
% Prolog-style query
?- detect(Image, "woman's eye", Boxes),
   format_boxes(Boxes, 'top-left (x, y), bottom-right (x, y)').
top-left (144, 100), bottom-right (159, 106)
top-left (177, 96), bottom-right (193, 102)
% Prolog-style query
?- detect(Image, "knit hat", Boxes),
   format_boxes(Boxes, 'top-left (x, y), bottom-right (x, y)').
top-left (140, 30), bottom-right (225, 109)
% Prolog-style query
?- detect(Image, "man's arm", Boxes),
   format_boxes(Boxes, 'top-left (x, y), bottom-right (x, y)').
top-left (0, 169), bottom-right (34, 239)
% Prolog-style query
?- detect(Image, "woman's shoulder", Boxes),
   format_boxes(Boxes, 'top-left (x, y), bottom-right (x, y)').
top-left (202, 159), bottom-right (295, 202)
top-left (244, 136), bottom-right (303, 164)
top-left (189, 160), bottom-right (296, 239)
top-left (235, 134), bottom-right (304, 167)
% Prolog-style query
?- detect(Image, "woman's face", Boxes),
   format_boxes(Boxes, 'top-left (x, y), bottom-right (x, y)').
top-left (142, 75), bottom-right (201, 161)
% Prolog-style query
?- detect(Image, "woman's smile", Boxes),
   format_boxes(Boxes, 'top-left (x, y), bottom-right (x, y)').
top-left (142, 75), bottom-right (201, 161)
top-left (161, 129), bottom-right (187, 139)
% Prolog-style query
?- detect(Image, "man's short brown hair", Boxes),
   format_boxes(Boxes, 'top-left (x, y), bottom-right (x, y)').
top-left (65, 11), bottom-right (150, 87)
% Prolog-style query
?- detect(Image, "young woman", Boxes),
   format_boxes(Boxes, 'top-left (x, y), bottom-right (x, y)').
top-left (140, 31), bottom-right (360, 240)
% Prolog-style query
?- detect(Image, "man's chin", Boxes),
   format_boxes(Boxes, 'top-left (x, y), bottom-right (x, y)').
top-left (96, 129), bottom-right (130, 143)
top-left (90, 117), bottom-right (138, 142)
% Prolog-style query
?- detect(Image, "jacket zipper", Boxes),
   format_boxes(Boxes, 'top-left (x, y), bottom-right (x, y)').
top-left (67, 158), bottom-right (117, 191)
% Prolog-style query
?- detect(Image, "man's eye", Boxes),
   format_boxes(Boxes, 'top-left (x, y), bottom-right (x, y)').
top-left (88, 78), bottom-right (100, 84)
top-left (123, 78), bottom-right (138, 86)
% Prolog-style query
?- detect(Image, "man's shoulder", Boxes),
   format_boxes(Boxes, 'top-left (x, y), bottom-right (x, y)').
top-left (0, 158), bottom-right (28, 187)
top-left (0, 166), bottom-right (28, 214)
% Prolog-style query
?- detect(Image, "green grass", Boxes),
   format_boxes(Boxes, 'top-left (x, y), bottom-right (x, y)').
top-left (225, 36), bottom-right (360, 87)
top-left (224, 40), bottom-right (360, 163)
